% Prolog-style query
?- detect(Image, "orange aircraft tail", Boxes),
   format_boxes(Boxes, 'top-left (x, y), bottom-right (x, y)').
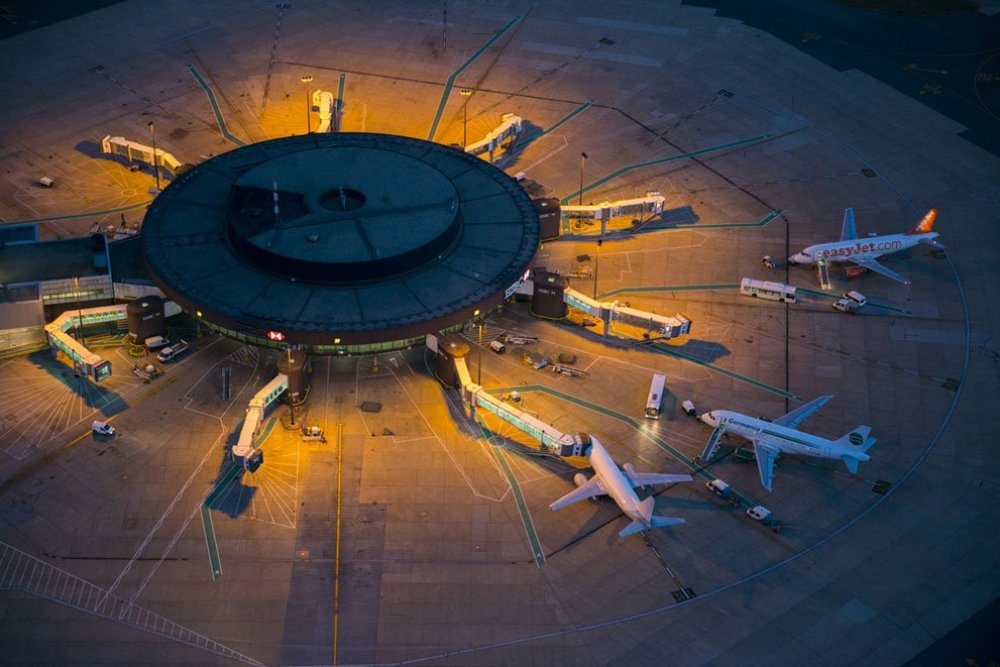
top-left (907, 208), bottom-right (937, 235)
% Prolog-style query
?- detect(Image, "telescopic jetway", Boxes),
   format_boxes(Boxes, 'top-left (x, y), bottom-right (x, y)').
top-left (451, 353), bottom-right (591, 458)
top-left (560, 194), bottom-right (665, 223)
top-left (562, 287), bottom-right (691, 340)
top-left (101, 135), bottom-right (182, 175)
top-left (231, 373), bottom-right (288, 471)
top-left (311, 90), bottom-right (336, 133)
top-left (465, 113), bottom-right (522, 163)
top-left (44, 304), bottom-right (128, 381)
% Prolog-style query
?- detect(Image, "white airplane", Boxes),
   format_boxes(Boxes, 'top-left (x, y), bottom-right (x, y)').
top-left (788, 208), bottom-right (942, 285)
top-left (699, 396), bottom-right (876, 492)
top-left (550, 435), bottom-right (692, 538)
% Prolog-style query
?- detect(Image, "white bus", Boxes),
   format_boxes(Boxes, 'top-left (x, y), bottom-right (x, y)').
top-left (645, 373), bottom-right (667, 419)
top-left (739, 278), bottom-right (796, 304)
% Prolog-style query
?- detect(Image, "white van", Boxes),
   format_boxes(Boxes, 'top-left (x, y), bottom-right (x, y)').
top-left (843, 291), bottom-right (867, 308)
top-left (92, 421), bottom-right (116, 436)
top-left (488, 340), bottom-right (506, 354)
top-left (144, 335), bottom-right (169, 351)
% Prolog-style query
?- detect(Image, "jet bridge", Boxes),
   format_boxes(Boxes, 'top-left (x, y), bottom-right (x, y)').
top-left (101, 135), bottom-right (182, 175)
top-left (561, 194), bottom-right (665, 223)
top-left (231, 373), bottom-right (288, 471)
top-left (562, 286), bottom-right (691, 341)
top-left (465, 113), bottom-right (522, 163)
top-left (450, 353), bottom-right (591, 458)
top-left (44, 304), bottom-right (128, 381)
top-left (311, 90), bottom-right (336, 132)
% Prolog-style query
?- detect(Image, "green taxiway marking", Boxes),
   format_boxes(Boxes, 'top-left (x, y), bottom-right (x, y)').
top-left (647, 343), bottom-right (801, 401)
top-left (643, 208), bottom-right (784, 232)
top-left (484, 385), bottom-right (756, 508)
top-left (254, 415), bottom-right (279, 446)
top-left (336, 73), bottom-right (346, 121)
top-left (797, 287), bottom-right (911, 314)
top-left (426, 16), bottom-right (522, 141)
top-left (188, 64), bottom-right (247, 147)
top-left (560, 133), bottom-right (771, 204)
top-left (477, 418), bottom-right (546, 568)
top-left (559, 209), bottom-right (782, 240)
top-left (1, 200), bottom-right (152, 226)
top-left (205, 463), bottom-right (243, 510)
top-left (520, 99), bottom-right (595, 150)
top-left (597, 283), bottom-right (740, 299)
top-left (200, 416), bottom-right (277, 580)
top-left (201, 505), bottom-right (223, 580)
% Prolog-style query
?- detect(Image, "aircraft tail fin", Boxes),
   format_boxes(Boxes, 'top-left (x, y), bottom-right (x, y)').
top-left (906, 208), bottom-right (937, 235)
top-left (837, 426), bottom-right (875, 475)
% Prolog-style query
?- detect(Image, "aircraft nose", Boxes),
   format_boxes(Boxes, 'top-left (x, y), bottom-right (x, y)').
top-left (700, 411), bottom-right (717, 427)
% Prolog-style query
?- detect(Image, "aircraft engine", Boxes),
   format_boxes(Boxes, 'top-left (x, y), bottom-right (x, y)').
top-left (573, 473), bottom-right (588, 487)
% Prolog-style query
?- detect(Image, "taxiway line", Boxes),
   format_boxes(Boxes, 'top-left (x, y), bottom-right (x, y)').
top-left (560, 133), bottom-right (772, 204)
top-left (426, 16), bottom-right (522, 141)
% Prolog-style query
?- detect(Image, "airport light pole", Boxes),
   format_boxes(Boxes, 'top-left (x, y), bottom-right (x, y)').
top-left (474, 309), bottom-right (483, 386)
top-left (147, 121), bottom-right (160, 192)
top-left (578, 152), bottom-right (588, 206)
top-left (460, 89), bottom-right (473, 148)
top-left (73, 276), bottom-right (85, 344)
top-left (301, 75), bottom-right (314, 133)
top-left (592, 238), bottom-right (602, 300)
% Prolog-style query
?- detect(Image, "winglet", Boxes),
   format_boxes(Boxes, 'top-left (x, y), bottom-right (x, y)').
top-left (906, 208), bottom-right (937, 235)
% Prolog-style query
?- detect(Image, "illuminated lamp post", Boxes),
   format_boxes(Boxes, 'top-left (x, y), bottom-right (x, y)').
top-left (147, 121), bottom-right (160, 193)
top-left (73, 276), bottom-right (85, 344)
top-left (301, 75), bottom-right (314, 133)
top-left (474, 309), bottom-right (483, 386)
top-left (460, 89), bottom-right (473, 148)
top-left (592, 237), bottom-right (603, 300)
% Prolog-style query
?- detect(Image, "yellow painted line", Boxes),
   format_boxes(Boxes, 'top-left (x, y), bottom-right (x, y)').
top-left (332, 422), bottom-right (344, 664)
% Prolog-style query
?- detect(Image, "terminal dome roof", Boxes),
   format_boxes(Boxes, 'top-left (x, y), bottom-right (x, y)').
top-left (142, 133), bottom-right (539, 346)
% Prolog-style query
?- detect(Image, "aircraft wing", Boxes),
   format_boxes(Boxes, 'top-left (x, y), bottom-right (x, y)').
top-left (840, 207), bottom-right (858, 241)
top-left (754, 442), bottom-right (780, 492)
top-left (625, 471), bottom-right (693, 488)
top-left (772, 395), bottom-right (833, 430)
top-left (550, 476), bottom-right (606, 511)
top-left (850, 256), bottom-right (911, 285)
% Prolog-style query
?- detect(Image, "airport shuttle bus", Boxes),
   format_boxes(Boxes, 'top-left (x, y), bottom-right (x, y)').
top-left (739, 278), bottom-right (796, 304)
top-left (645, 373), bottom-right (667, 419)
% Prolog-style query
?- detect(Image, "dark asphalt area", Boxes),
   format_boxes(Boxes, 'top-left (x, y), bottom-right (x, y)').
top-left (684, 0), bottom-right (1000, 157)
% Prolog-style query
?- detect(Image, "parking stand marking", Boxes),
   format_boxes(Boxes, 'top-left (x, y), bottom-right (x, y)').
top-left (477, 419), bottom-right (546, 568)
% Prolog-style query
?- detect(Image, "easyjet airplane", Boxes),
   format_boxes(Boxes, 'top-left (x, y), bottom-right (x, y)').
top-left (788, 208), bottom-right (942, 285)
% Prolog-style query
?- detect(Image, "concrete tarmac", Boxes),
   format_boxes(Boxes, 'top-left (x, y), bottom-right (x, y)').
top-left (0, 2), bottom-right (998, 666)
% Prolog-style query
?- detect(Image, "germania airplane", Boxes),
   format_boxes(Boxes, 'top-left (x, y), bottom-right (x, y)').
top-left (788, 208), bottom-right (942, 285)
top-left (550, 435), bottom-right (692, 538)
top-left (699, 396), bottom-right (876, 492)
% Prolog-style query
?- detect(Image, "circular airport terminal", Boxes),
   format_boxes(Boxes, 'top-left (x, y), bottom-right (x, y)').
top-left (142, 132), bottom-right (539, 353)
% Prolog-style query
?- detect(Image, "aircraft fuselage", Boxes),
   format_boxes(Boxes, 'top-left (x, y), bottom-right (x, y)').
top-left (790, 231), bottom-right (939, 266)
top-left (701, 410), bottom-right (840, 460)
top-left (588, 439), bottom-right (652, 527)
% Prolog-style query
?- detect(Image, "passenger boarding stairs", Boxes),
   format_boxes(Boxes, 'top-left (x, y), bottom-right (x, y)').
top-left (816, 256), bottom-right (833, 290)
top-left (699, 425), bottom-right (727, 463)
top-left (0, 540), bottom-right (263, 665)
